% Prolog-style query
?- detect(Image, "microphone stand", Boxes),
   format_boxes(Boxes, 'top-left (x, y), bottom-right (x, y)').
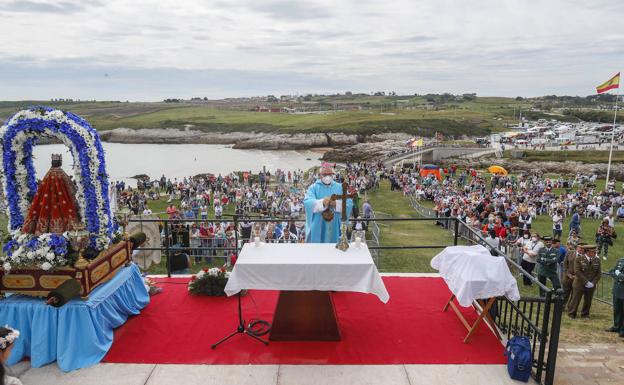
top-left (211, 291), bottom-right (269, 349)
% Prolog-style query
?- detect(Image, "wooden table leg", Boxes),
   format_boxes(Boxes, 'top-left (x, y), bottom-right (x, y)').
top-left (475, 298), bottom-right (502, 340)
top-left (270, 290), bottom-right (341, 341)
top-left (463, 297), bottom-right (497, 344)
top-left (443, 294), bottom-right (455, 312)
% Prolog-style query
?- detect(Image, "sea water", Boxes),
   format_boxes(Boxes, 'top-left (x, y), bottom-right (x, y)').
top-left (32, 143), bottom-right (322, 186)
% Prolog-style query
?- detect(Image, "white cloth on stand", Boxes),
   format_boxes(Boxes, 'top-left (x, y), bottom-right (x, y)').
top-left (225, 243), bottom-right (389, 303)
top-left (430, 245), bottom-right (520, 307)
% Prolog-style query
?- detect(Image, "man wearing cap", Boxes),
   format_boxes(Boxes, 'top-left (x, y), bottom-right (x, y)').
top-left (562, 241), bottom-right (583, 306)
top-left (537, 236), bottom-right (561, 296)
top-left (568, 245), bottom-right (601, 319)
top-left (303, 163), bottom-right (353, 243)
top-left (607, 256), bottom-right (624, 337)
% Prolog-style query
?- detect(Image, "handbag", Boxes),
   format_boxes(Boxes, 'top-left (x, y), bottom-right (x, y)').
top-left (504, 336), bottom-right (532, 382)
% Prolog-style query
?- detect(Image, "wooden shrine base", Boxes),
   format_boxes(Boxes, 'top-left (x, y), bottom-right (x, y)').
top-left (270, 290), bottom-right (341, 341)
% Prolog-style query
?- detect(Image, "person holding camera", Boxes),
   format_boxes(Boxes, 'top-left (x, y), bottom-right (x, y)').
top-left (596, 218), bottom-right (615, 261)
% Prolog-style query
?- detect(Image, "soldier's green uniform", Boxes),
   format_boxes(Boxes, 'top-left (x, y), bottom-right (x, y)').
top-left (537, 236), bottom-right (561, 296)
top-left (608, 258), bottom-right (624, 337)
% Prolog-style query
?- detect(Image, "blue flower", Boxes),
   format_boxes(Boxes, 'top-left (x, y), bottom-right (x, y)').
top-left (1, 107), bottom-right (112, 253)
top-left (25, 238), bottom-right (39, 250)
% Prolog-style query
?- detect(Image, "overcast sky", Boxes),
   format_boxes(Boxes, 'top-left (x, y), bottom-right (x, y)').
top-left (0, 0), bottom-right (622, 101)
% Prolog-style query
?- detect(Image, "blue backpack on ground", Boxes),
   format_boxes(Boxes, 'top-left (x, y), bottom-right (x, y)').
top-left (504, 336), bottom-right (532, 382)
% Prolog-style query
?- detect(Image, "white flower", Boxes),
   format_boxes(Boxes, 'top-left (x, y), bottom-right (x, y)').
top-left (3, 262), bottom-right (11, 271)
top-left (208, 268), bottom-right (220, 277)
top-left (46, 253), bottom-right (55, 261)
top-left (196, 270), bottom-right (205, 279)
top-left (13, 247), bottom-right (23, 258)
top-left (26, 251), bottom-right (35, 260)
top-left (41, 262), bottom-right (52, 271)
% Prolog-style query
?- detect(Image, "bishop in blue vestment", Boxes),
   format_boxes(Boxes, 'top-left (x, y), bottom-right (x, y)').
top-left (303, 164), bottom-right (353, 243)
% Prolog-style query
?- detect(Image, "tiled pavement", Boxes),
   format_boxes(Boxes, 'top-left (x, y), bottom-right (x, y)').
top-left (554, 344), bottom-right (624, 385)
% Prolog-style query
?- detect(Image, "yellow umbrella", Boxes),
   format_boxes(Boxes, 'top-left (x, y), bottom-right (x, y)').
top-left (488, 165), bottom-right (508, 175)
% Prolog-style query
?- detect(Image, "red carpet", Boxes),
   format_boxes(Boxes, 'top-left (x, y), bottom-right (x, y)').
top-left (104, 277), bottom-right (506, 365)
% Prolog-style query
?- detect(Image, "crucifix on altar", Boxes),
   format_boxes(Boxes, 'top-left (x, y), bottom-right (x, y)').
top-left (330, 181), bottom-right (357, 251)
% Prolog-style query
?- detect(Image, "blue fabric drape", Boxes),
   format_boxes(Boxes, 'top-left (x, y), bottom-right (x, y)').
top-left (0, 263), bottom-right (149, 371)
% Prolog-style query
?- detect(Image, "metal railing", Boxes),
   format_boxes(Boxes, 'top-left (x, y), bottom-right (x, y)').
top-left (128, 212), bottom-right (562, 385)
top-left (405, 198), bottom-right (563, 385)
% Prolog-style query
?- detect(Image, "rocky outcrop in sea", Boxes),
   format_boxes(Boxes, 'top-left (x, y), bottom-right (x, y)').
top-left (98, 127), bottom-right (412, 156)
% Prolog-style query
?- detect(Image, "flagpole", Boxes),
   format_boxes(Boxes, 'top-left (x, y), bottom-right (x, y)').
top-left (605, 91), bottom-right (619, 190)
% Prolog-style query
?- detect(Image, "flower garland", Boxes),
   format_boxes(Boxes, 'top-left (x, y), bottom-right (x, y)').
top-left (188, 267), bottom-right (231, 296)
top-left (0, 107), bottom-right (113, 270)
top-left (0, 326), bottom-right (19, 350)
top-left (1, 230), bottom-right (70, 271)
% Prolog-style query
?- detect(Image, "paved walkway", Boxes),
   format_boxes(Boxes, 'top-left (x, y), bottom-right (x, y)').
top-left (9, 363), bottom-right (530, 385)
top-left (554, 344), bottom-right (624, 385)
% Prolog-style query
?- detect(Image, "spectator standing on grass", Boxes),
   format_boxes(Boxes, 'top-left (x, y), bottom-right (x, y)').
top-left (552, 209), bottom-right (563, 239)
top-left (568, 245), bottom-right (601, 319)
top-left (569, 207), bottom-right (582, 236)
top-left (607, 256), bottom-right (624, 338)
top-left (485, 229), bottom-right (500, 255)
top-left (517, 231), bottom-right (543, 286)
top-left (616, 205), bottom-right (624, 222)
top-left (596, 218), bottom-right (614, 261)
top-left (562, 241), bottom-right (583, 307)
top-left (518, 206), bottom-right (532, 231)
top-left (536, 236), bottom-right (561, 296)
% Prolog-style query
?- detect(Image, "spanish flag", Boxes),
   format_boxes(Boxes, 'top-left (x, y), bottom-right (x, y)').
top-left (596, 72), bottom-right (620, 94)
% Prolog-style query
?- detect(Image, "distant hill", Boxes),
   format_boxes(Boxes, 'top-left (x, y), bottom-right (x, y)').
top-left (0, 94), bottom-right (617, 138)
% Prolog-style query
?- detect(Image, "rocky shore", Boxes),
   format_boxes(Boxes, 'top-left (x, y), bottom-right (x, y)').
top-left (98, 127), bottom-right (411, 159)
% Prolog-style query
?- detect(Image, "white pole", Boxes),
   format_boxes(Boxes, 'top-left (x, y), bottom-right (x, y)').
top-left (605, 92), bottom-right (619, 190)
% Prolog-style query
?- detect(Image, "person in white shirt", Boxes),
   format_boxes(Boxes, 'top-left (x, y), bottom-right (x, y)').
top-left (552, 210), bottom-right (563, 239)
top-left (517, 231), bottom-right (543, 286)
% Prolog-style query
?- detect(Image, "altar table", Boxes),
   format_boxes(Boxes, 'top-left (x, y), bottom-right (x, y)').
top-left (225, 242), bottom-right (389, 340)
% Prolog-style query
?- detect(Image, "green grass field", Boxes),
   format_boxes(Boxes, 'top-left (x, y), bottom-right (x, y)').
top-left (0, 96), bottom-right (533, 137)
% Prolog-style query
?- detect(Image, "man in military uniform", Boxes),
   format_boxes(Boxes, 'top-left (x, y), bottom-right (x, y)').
top-left (537, 236), bottom-right (561, 297)
top-left (567, 245), bottom-right (601, 319)
top-left (607, 257), bottom-right (624, 337)
top-left (561, 241), bottom-right (584, 306)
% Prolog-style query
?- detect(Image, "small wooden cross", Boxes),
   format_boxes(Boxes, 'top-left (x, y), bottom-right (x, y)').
top-left (322, 181), bottom-right (357, 222)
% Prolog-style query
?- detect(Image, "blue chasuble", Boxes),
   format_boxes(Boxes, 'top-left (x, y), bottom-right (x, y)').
top-left (303, 180), bottom-right (353, 243)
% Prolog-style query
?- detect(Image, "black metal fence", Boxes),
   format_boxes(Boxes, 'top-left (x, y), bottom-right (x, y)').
top-left (129, 213), bottom-right (562, 385)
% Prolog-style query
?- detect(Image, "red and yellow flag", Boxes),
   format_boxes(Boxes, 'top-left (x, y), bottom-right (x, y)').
top-left (596, 72), bottom-right (620, 94)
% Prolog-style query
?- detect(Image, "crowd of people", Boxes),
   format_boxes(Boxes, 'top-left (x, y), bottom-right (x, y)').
top-left (388, 163), bottom-right (623, 330)
top-left (112, 162), bottom-right (384, 272)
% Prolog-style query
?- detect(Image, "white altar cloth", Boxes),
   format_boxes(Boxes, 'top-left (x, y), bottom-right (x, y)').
top-left (430, 245), bottom-right (520, 307)
top-left (224, 242), bottom-right (389, 303)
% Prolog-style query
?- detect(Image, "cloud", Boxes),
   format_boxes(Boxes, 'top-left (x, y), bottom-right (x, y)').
top-left (0, 0), bottom-right (99, 14)
top-left (0, 0), bottom-right (622, 99)
top-left (248, 1), bottom-right (332, 20)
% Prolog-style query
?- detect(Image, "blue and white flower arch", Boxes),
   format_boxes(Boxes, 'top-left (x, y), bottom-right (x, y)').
top-left (0, 107), bottom-right (112, 251)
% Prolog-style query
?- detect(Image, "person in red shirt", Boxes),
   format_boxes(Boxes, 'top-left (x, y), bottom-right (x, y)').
top-left (166, 204), bottom-right (179, 219)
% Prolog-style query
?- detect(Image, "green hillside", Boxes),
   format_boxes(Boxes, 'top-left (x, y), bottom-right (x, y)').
top-left (0, 95), bottom-right (538, 137)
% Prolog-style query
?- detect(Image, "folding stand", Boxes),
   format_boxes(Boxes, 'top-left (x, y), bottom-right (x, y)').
top-left (443, 294), bottom-right (501, 343)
